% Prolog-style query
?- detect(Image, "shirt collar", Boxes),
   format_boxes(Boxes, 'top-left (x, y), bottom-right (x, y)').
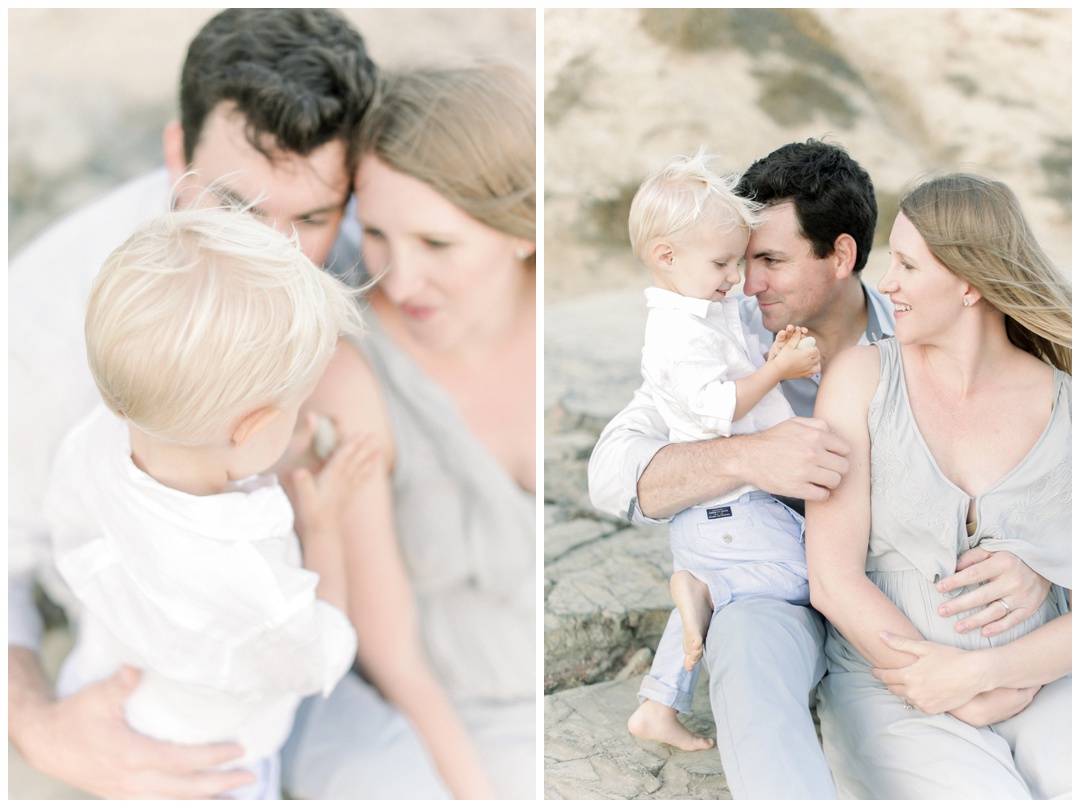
top-left (644, 286), bottom-right (723, 318)
top-left (861, 281), bottom-right (895, 343)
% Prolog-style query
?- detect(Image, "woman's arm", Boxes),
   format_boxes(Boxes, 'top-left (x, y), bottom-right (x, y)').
top-left (872, 611), bottom-right (1070, 719)
top-left (303, 340), bottom-right (494, 799)
top-left (806, 346), bottom-right (926, 670)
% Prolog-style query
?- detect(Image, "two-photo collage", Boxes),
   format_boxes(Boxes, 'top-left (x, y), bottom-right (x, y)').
top-left (9, 8), bottom-right (1072, 801)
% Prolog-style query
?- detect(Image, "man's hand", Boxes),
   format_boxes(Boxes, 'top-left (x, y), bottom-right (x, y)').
top-left (936, 548), bottom-right (1051, 636)
top-left (14, 663), bottom-right (254, 799)
top-left (745, 417), bottom-right (850, 502)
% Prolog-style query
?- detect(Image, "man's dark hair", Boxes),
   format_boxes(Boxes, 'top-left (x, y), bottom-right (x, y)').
top-left (180, 9), bottom-right (377, 172)
top-left (735, 139), bottom-right (877, 273)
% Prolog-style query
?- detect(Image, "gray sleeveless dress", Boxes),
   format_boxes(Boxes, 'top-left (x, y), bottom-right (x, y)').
top-left (817, 337), bottom-right (1071, 799)
top-left (281, 317), bottom-right (536, 799)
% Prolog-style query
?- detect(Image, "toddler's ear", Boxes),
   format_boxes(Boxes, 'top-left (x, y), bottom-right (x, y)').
top-left (232, 406), bottom-right (282, 449)
top-left (651, 239), bottom-right (676, 270)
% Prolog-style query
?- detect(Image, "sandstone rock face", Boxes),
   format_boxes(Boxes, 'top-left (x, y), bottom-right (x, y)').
top-left (544, 8), bottom-right (1071, 303)
top-left (544, 676), bottom-right (727, 800)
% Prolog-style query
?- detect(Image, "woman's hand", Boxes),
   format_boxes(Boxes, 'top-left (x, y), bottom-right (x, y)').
top-left (947, 686), bottom-right (1040, 728)
top-left (935, 548), bottom-right (1050, 636)
top-left (870, 632), bottom-right (991, 714)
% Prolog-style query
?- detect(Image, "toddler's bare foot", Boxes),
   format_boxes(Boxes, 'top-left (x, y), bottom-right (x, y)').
top-left (628, 699), bottom-right (715, 751)
top-left (670, 571), bottom-right (713, 671)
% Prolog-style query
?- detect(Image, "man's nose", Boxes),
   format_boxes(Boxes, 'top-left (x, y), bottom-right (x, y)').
top-left (743, 260), bottom-right (765, 296)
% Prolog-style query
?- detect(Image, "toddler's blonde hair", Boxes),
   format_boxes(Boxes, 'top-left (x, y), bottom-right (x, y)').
top-left (86, 205), bottom-right (363, 445)
top-left (629, 149), bottom-right (761, 264)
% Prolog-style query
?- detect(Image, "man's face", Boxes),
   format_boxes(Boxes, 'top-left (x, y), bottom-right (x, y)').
top-left (742, 201), bottom-right (845, 334)
top-left (168, 104), bottom-right (351, 267)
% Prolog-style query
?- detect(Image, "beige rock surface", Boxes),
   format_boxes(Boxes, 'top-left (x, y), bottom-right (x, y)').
top-left (544, 8), bottom-right (1070, 303)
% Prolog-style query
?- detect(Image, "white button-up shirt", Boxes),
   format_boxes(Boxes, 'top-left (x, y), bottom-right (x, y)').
top-left (641, 287), bottom-right (796, 505)
top-left (45, 405), bottom-right (357, 762)
top-left (642, 286), bottom-right (795, 442)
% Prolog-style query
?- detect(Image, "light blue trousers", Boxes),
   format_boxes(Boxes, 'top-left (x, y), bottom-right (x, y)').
top-left (639, 596), bottom-right (836, 799)
top-left (641, 492), bottom-right (810, 713)
top-left (281, 670), bottom-right (536, 799)
top-left (281, 672), bottom-right (450, 799)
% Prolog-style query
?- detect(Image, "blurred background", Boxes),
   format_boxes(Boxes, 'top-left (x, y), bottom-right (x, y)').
top-left (9, 8), bottom-right (535, 256)
top-left (7, 8), bottom-right (535, 799)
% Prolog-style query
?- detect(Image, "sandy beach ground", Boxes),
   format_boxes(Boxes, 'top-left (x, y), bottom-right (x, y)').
top-left (7, 8), bottom-right (534, 799)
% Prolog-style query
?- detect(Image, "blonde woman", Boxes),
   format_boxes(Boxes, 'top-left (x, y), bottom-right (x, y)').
top-left (283, 64), bottom-right (535, 799)
top-left (808, 173), bottom-right (1071, 798)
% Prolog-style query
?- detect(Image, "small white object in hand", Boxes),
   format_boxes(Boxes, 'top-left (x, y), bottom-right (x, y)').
top-left (312, 415), bottom-right (338, 461)
top-left (797, 336), bottom-right (816, 349)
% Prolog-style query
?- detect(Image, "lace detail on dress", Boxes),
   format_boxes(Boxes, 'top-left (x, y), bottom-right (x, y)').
top-left (1001, 450), bottom-right (1072, 539)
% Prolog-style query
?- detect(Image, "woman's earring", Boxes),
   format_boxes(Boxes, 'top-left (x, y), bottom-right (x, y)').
top-left (962, 298), bottom-right (970, 307)
top-left (516, 247), bottom-right (531, 260)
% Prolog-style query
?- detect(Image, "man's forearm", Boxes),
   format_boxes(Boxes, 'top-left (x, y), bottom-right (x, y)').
top-left (636, 435), bottom-right (752, 519)
top-left (636, 417), bottom-right (851, 519)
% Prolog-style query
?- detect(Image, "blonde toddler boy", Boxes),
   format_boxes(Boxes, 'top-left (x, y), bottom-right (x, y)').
top-left (626, 151), bottom-right (821, 749)
top-left (43, 206), bottom-right (370, 799)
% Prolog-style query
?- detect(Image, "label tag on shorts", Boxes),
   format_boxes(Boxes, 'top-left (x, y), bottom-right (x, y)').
top-left (706, 506), bottom-right (732, 519)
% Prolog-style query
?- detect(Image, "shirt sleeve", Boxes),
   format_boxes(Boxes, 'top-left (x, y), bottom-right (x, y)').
top-left (587, 381), bottom-right (673, 526)
top-left (664, 355), bottom-right (740, 438)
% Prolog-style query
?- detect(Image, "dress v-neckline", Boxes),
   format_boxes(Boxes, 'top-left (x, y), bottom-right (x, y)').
top-left (893, 343), bottom-right (1061, 508)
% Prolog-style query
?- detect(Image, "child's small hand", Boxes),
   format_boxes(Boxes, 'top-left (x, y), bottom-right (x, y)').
top-left (769, 325), bottom-right (821, 380)
top-left (291, 432), bottom-right (381, 537)
top-left (767, 324), bottom-right (800, 361)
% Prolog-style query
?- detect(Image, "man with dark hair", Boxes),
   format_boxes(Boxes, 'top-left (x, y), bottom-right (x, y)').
top-left (735, 139), bottom-right (878, 275)
top-left (165, 7), bottom-right (376, 271)
top-left (590, 139), bottom-right (1050, 798)
top-left (7, 9), bottom-right (422, 800)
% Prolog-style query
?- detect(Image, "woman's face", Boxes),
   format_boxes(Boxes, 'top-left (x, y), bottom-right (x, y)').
top-left (878, 212), bottom-right (969, 344)
top-left (354, 155), bottom-right (533, 352)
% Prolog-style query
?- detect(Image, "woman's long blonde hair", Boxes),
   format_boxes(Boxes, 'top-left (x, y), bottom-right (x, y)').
top-left (900, 172), bottom-right (1071, 374)
top-left (356, 62), bottom-right (535, 267)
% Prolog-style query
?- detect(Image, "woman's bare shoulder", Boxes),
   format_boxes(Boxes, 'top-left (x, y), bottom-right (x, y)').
top-left (306, 338), bottom-right (395, 459)
top-left (824, 343), bottom-right (882, 385)
top-left (814, 343), bottom-right (881, 421)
